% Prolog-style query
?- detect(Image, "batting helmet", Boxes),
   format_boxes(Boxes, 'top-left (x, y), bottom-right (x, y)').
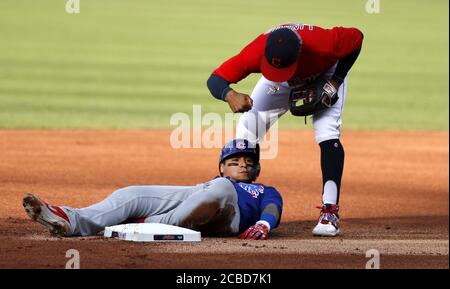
top-left (219, 139), bottom-right (261, 182)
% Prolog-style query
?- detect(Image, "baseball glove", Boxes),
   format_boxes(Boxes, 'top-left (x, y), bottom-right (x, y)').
top-left (289, 78), bottom-right (339, 117)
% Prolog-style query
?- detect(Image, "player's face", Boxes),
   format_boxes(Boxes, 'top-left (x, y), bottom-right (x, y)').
top-left (220, 155), bottom-right (255, 182)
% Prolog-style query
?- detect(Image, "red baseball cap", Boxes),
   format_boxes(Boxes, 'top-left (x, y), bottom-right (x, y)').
top-left (260, 28), bottom-right (301, 82)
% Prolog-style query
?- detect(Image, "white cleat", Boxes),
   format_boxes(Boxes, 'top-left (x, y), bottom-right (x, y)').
top-left (23, 193), bottom-right (72, 237)
top-left (312, 222), bottom-right (341, 236)
top-left (312, 204), bottom-right (341, 237)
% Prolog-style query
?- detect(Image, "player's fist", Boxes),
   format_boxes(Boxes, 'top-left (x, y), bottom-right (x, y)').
top-left (239, 223), bottom-right (269, 240)
top-left (224, 90), bottom-right (253, 113)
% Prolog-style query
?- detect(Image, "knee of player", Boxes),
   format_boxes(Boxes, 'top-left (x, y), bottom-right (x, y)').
top-left (313, 119), bottom-right (342, 144)
top-left (319, 139), bottom-right (345, 155)
top-left (110, 186), bottom-right (139, 198)
top-left (205, 177), bottom-right (236, 202)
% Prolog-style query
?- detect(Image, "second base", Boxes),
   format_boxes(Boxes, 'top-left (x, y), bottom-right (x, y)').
top-left (104, 223), bottom-right (201, 242)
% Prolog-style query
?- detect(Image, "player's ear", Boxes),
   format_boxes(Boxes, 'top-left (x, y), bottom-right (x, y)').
top-left (219, 162), bottom-right (225, 175)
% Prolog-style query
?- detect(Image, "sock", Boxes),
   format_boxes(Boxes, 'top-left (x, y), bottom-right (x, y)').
top-left (319, 139), bottom-right (345, 205)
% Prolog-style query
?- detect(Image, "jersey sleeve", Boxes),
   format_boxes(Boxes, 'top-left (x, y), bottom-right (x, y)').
top-left (212, 34), bottom-right (266, 83)
top-left (259, 186), bottom-right (283, 230)
top-left (331, 26), bottom-right (364, 58)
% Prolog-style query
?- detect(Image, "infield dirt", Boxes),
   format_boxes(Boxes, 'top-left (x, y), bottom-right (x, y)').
top-left (0, 130), bottom-right (448, 268)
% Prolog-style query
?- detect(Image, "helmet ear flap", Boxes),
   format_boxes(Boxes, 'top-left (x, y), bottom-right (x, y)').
top-left (250, 162), bottom-right (261, 182)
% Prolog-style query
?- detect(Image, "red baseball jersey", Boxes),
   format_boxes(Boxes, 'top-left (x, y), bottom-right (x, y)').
top-left (213, 23), bottom-right (363, 84)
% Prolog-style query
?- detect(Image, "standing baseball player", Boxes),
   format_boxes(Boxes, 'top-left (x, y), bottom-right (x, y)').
top-left (23, 139), bottom-right (282, 240)
top-left (207, 23), bottom-right (364, 236)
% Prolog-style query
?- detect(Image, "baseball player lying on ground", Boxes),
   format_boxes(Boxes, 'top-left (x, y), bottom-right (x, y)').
top-left (23, 139), bottom-right (283, 240)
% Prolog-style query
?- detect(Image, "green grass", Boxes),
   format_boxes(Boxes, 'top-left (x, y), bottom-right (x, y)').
top-left (0, 0), bottom-right (448, 129)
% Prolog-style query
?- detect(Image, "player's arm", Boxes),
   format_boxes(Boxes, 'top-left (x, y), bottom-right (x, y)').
top-left (207, 74), bottom-right (253, 113)
top-left (240, 188), bottom-right (283, 240)
top-left (329, 27), bottom-right (364, 88)
top-left (206, 34), bottom-right (265, 113)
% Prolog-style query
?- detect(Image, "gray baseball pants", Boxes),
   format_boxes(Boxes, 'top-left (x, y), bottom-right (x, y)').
top-left (62, 177), bottom-right (240, 236)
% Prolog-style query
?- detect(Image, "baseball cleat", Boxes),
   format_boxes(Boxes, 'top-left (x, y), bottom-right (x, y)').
top-left (23, 193), bottom-right (72, 237)
top-left (312, 204), bottom-right (341, 237)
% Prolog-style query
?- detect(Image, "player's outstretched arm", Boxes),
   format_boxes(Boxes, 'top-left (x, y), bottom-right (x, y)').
top-left (207, 34), bottom-right (264, 112)
top-left (239, 202), bottom-right (282, 240)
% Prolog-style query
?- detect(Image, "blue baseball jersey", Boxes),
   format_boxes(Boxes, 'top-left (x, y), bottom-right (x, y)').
top-left (229, 179), bottom-right (283, 232)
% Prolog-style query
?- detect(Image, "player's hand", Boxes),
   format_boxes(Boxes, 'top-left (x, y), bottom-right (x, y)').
top-left (239, 223), bottom-right (269, 240)
top-left (224, 90), bottom-right (253, 113)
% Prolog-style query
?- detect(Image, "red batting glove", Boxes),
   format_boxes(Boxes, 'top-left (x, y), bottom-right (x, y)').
top-left (239, 223), bottom-right (269, 240)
